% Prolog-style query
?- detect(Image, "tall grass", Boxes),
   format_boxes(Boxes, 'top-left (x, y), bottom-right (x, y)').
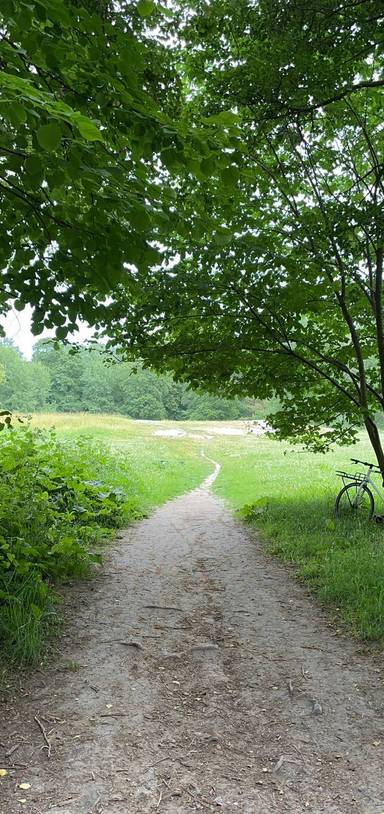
top-left (0, 572), bottom-right (56, 665)
top-left (30, 413), bottom-right (212, 510)
top-left (1, 416), bottom-right (212, 667)
top-left (15, 413), bottom-right (384, 647)
top-left (210, 432), bottom-right (384, 641)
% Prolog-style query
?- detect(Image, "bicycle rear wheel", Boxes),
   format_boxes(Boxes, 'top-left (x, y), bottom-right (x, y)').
top-left (335, 482), bottom-right (374, 520)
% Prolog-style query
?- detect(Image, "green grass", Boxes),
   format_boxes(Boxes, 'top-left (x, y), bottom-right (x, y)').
top-left (209, 432), bottom-right (384, 642)
top-left (29, 414), bottom-right (384, 643)
top-left (31, 413), bottom-right (212, 512)
top-left (0, 416), bottom-right (212, 669)
top-left (0, 572), bottom-right (56, 666)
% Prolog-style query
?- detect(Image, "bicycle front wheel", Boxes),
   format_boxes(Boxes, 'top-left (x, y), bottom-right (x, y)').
top-left (335, 482), bottom-right (374, 520)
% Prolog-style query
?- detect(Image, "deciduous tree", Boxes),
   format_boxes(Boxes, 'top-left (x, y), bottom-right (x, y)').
top-left (106, 0), bottom-right (384, 470)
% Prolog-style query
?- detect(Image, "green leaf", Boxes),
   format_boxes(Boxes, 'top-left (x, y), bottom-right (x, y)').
top-left (158, 3), bottom-right (172, 17)
top-left (25, 155), bottom-right (43, 177)
top-left (130, 209), bottom-right (152, 232)
top-left (204, 111), bottom-right (240, 127)
top-left (74, 115), bottom-right (103, 142)
top-left (201, 157), bottom-right (217, 177)
top-left (221, 166), bottom-right (240, 186)
top-left (214, 230), bottom-right (232, 247)
top-left (55, 326), bottom-right (69, 340)
top-left (37, 123), bottom-right (62, 151)
top-left (6, 102), bottom-right (27, 126)
top-left (137, 0), bottom-right (155, 17)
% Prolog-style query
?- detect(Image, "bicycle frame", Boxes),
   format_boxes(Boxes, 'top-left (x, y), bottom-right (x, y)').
top-left (353, 466), bottom-right (384, 507)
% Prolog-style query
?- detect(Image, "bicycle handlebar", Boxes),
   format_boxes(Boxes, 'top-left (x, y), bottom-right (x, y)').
top-left (351, 457), bottom-right (381, 470)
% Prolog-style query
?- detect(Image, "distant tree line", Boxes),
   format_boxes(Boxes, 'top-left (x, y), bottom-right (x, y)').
top-left (0, 341), bottom-right (273, 421)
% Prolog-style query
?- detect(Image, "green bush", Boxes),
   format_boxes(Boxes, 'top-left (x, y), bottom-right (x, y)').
top-left (0, 426), bottom-right (132, 665)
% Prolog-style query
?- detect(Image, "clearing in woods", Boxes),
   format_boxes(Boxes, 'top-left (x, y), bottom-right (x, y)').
top-left (1, 455), bottom-right (384, 813)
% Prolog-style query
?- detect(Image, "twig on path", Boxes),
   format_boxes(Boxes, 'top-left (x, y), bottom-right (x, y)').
top-left (87, 794), bottom-right (101, 813)
top-left (301, 665), bottom-right (311, 680)
top-left (287, 679), bottom-right (294, 697)
top-left (274, 755), bottom-right (301, 772)
top-left (184, 786), bottom-right (211, 806)
top-left (143, 753), bottom-right (194, 772)
top-left (5, 744), bottom-right (19, 758)
top-left (117, 641), bottom-right (143, 649)
top-left (154, 625), bottom-right (191, 631)
top-left (156, 789), bottom-right (163, 808)
top-left (100, 713), bottom-right (130, 718)
top-left (34, 715), bottom-right (51, 758)
top-left (144, 605), bottom-right (184, 612)
top-left (292, 744), bottom-right (305, 762)
top-left (273, 755), bottom-right (285, 772)
top-left (100, 640), bottom-right (143, 649)
top-left (56, 797), bottom-right (81, 807)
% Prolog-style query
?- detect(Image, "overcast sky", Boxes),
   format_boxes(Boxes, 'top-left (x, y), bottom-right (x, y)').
top-left (0, 306), bottom-right (93, 359)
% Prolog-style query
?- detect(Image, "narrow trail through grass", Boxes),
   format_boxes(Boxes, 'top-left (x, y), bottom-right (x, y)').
top-left (29, 414), bottom-right (384, 643)
top-left (31, 413), bottom-right (212, 512)
top-left (3, 465), bottom-right (384, 813)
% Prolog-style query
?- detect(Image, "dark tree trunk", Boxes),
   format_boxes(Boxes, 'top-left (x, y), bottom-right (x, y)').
top-left (365, 417), bottom-right (384, 481)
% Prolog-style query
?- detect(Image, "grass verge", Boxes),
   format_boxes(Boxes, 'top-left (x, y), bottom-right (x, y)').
top-left (2, 416), bottom-right (211, 668)
top-left (12, 413), bottom-right (384, 652)
top-left (210, 431), bottom-right (384, 642)
top-left (31, 413), bottom-right (211, 512)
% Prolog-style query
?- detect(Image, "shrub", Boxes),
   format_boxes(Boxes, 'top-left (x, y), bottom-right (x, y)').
top-left (0, 426), bottom-right (132, 665)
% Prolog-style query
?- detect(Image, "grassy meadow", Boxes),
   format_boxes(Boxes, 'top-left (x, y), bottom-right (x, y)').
top-left (23, 413), bottom-right (384, 644)
top-left (30, 413), bottom-right (212, 513)
top-left (209, 431), bottom-right (384, 641)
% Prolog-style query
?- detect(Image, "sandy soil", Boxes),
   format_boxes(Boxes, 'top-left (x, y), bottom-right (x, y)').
top-left (153, 422), bottom-right (272, 439)
top-left (1, 463), bottom-right (384, 813)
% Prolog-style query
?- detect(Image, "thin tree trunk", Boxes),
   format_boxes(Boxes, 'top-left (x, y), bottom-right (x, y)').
top-left (374, 247), bottom-right (384, 400)
top-left (364, 417), bottom-right (384, 481)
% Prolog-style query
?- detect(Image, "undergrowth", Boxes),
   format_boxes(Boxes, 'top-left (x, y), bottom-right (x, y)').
top-left (0, 426), bottom-right (138, 666)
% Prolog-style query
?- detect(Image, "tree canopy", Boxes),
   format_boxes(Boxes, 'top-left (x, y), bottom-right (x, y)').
top-left (97, 0), bottom-right (384, 468)
top-left (2, 1), bottom-right (384, 466)
top-left (0, 0), bottom-right (230, 335)
top-left (0, 340), bottom-right (259, 420)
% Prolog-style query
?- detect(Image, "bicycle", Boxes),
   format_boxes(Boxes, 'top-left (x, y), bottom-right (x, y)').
top-left (335, 458), bottom-right (384, 520)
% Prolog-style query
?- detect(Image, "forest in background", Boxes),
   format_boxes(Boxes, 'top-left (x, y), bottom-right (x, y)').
top-left (0, 340), bottom-right (271, 420)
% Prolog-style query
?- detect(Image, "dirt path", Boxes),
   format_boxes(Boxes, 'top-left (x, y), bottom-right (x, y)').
top-left (2, 463), bottom-right (384, 813)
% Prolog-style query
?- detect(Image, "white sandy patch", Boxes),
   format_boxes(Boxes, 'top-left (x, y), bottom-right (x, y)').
top-left (246, 420), bottom-right (273, 435)
top-left (153, 422), bottom-right (272, 439)
top-left (154, 429), bottom-right (187, 438)
top-left (153, 429), bottom-right (214, 440)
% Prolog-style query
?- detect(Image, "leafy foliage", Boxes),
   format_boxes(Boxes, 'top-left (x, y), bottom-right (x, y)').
top-left (0, 0), bottom-right (229, 335)
top-left (236, 498), bottom-right (270, 522)
top-left (102, 1), bottom-right (384, 469)
top-left (0, 340), bottom-right (257, 419)
top-left (3, 0), bottom-right (384, 468)
top-left (0, 425), bottom-right (132, 664)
